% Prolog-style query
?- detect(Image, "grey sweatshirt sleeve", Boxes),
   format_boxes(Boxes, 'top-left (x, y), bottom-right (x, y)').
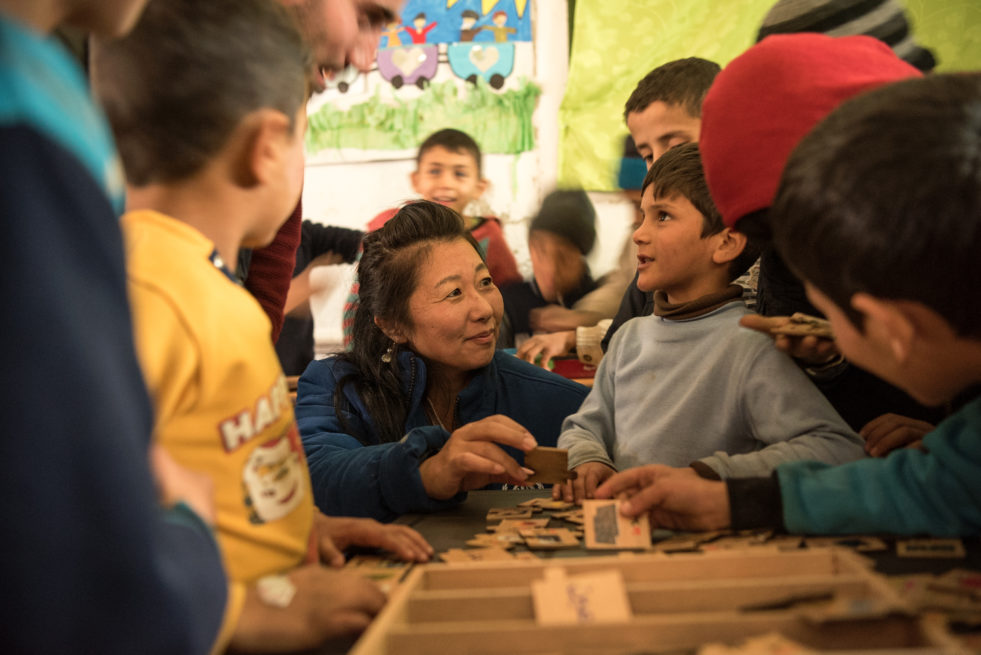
top-left (697, 342), bottom-right (866, 478)
top-left (557, 331), bottom-right (622, 470)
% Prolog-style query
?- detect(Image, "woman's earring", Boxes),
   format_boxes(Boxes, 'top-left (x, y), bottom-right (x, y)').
top-left (381, 342), bottom-right (394, 364)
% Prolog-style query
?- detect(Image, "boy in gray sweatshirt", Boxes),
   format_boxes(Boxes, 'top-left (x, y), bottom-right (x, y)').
top-left (555, 143), bottom-right (864, 502)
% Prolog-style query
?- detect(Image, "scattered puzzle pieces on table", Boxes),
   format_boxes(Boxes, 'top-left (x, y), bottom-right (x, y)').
top-left (439, 547), bottom-right (515, 563)
top-left (490, 518), bottom-right (550, 533)
top-left (487, 507), bottom-right (534, 520)
top-left (519, 527), bottom-right (580, 550)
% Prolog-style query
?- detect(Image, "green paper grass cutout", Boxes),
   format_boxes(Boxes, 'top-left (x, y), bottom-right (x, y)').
top-left (306, 78), bottom-right (541, 155)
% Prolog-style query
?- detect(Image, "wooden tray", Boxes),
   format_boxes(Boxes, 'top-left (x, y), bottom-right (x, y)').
top-left (350, 547), bottom-right (966, 654)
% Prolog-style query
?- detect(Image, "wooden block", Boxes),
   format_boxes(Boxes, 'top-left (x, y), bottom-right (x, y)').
top-left (486, 507), bottom-right (534, 521)
top-left (804, 536), bottom-right (887, 553)
top-left (519, 528), bottom-right (580, 550)
top-left (582, 499), bottom-right (651, 550)
top-left (652, 536), bottom-right (701, 553)
top-left (552, 509), bottom-right (585, 525)
top-left (489, 518), bottom-right (550, 533)
top-left (524, 447), bottom-right (575, 484)
top-left (343, 555), bottom-right (412, 595)
top-left (531, 567), bottom-right (632, 625)
top-left (438, 547), bottom-right (514, 563)
top-left (537, 499), bottom-right (575, 511)
top-left (770, 312), bottom-right (834, 339)
top-left (466, 532), bottom-right (522, 549)
top-left (896, 538), bottom-right (966, 559)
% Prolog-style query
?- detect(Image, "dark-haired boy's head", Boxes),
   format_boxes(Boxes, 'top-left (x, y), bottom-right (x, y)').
top-left (93, 0), bottom-right (311, 187)
top-left (411, 128), bottom-right (487, 216)
top-left (773, 73), bottom-right (981, 359)
top-left (633, 144), bottom-right (756, 298)
top-left (623, 57), bottom-right (720, 168)
top-left (640, 143), bottom-right (759, 284)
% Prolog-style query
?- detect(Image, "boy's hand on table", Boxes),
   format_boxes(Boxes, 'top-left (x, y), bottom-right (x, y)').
top-left (860, 412), bottom-right (933, 457)
top-left (150, 444), bottom-right (215, 524)
top-left (595, 465), bottom-right (731, 532)
top-left (418, 415), bottom-right (537, 500)
top-left (231, 565), bottom-right (385, 652)
top-left (312, 512), bottom-right (433, 565)
top-left (739, 314), bottom-right (839, 366)
top-left (552, 461), bottom-right (616, 503)
top-left (516, 331), bottom-right (575, 367)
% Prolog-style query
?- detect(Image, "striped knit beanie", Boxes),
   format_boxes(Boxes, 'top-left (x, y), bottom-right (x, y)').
top-left (757, 0), bottom-right (936, 72)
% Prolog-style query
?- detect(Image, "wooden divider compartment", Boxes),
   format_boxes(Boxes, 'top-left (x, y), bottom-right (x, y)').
top-left (350, 548), bottom-right (962, 655)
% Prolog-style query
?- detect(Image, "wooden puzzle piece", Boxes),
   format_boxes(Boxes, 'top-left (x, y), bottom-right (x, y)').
top-left (524, 447), bottom-right (576, 485)
top-left (518, 527), bottom-right (580, 550)
top-left (343, 555), bottom-right (412, 594)
top-left (531, 567), bottom-right (632, 625)
top-left (489, 518), bottom-right (550, 533)
top-left (487, 507), bottom-right (534, 520)
top-left (439, 547), bottom-right (515, 563)
top-left (552, 509), bottom-right (584, 525)
top-left (896, 538), bottom-right (966, 559)
top-left (537, 499), bottom-right (575, 511)
top-left (582, 499), bottom-right (651, 550)
top-left (466, 532), bottom-right (523, 549)
top-left (770, 312), bottom-right (834, 339)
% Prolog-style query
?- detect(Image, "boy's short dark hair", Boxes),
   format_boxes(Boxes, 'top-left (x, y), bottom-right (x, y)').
top-left (623, 57), bottom-right (721, 121)
top-left (93, 0), bottom-right (311, 186)
top-left (416, 128), bottom-right (483, 175)
top-left (642, 143), bottom-right (760, 281)
top-left (772, 73), bottom-right (981, 338)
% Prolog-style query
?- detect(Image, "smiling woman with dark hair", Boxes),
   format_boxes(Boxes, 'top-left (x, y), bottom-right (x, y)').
top-left (296, 201), bottom-right (589, 521)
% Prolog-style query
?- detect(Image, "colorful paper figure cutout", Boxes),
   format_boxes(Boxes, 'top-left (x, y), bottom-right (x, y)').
top-left (459, 9), bottom-right (480, 42)
top-left (381, 21), bottom-right (404, 48)
top-left (482, 11), bottom-right (517, 42)
top-left (404, 12), bottom-right (438, 44)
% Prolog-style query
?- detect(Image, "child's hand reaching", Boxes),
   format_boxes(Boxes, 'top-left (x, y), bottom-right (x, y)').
top-left (516, 331), bottom-right (575, 368)
top-left (231, 565), bottom-right (386, 652)
top-left (311, 512), bottom-right (433, 565)
top-left (860, 413), bottom-right (933, 457)
top-left (150, 444), bottom-right (215, 524)
top-left (739, 314), bottom-right (839, 366)
top-left (594, 465), bottom-right (731, 532)
top-left (552, 461), bottom-right (616, 503)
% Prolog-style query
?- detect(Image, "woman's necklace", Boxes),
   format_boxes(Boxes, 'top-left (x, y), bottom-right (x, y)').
top-left (426, 396), bottom-right (452, 431)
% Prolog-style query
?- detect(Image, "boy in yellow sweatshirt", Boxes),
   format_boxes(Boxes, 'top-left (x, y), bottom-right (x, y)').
top-left (93, 0), bottom-right (431, 651)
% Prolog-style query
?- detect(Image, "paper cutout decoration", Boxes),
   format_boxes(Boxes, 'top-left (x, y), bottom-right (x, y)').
top-left (447, 43), bottom-right (514, 89)
top-left (377, 45), bottom-right (439, 89)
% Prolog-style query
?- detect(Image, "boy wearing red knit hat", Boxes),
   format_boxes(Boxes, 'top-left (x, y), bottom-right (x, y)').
top-left (597, 72), bottom-right (981, 537)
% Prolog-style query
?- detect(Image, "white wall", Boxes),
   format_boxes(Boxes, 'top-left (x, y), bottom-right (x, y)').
top-left (301, 0), bottom-right (634, 353)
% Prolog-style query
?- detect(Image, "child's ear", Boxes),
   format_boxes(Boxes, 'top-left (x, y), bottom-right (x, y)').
top-left (410, 169), bottom-right (422, 194)
top-left (710, 228), bottom-right (747, 265)
top-left (851, 294), bottom-right (916, 364)
top-left (373, 316), bottom-right (407, 344)
top-left (238, 109), bottom-right (292, 188)
top-left (473, 177), bottom-right (489, 200)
